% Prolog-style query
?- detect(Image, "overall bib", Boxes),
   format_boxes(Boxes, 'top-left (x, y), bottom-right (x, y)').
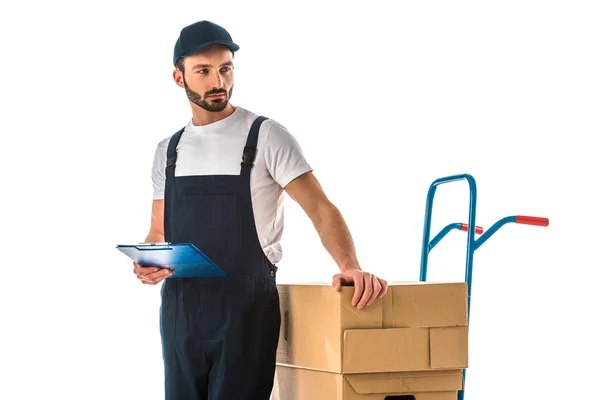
top-left (159, 115), bottom-right (282, 400)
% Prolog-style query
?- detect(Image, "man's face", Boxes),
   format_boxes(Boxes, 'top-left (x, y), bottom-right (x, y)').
top-left (178, 45), bottom-right (234, 112)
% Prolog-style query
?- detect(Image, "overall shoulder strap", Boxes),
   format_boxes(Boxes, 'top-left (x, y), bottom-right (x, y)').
top-left (241, 116), bottom-right (268, 172)
top-left (166, 127), bottom-right (185, 174)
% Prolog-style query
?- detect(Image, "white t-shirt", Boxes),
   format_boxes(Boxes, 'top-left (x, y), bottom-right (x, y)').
top-left (151, 106), bottom-right (313, 264)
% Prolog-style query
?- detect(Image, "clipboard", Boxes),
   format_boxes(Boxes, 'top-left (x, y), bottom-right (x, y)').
top-left (116, 242), bottom-right (226, 278)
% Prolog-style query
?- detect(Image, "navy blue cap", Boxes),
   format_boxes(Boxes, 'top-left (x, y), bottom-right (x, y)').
top-left (173, 20), bottom-right (240, 66)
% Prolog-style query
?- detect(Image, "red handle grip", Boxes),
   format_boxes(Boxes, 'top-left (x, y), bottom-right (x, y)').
top-left (460, 223), bottom-right (484, 235)
top-left (515, 216), bottom-right (549, 226)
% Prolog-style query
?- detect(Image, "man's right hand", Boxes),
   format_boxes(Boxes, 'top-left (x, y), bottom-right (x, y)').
top-left (133, 261), bottom-right (172, 285)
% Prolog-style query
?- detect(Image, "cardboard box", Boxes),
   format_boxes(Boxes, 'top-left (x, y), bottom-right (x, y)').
top-left (273, 365), bottom-right (463, 400)
top-left (276, 282), bottom-right (469, 374)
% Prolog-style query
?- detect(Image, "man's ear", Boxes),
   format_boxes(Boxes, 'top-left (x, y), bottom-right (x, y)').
top-left (173, 69), bottom-right (185, 88)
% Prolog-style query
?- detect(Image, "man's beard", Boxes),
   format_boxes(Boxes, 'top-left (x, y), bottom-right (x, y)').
top-left (183, 76), bottom-right (233, 112)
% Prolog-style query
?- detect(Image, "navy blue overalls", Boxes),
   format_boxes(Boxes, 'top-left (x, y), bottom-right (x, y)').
top-left (159, 115), bottom-right (282, 400)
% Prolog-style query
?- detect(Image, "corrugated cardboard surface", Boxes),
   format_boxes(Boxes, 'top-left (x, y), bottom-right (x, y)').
top-left (342, 327), bottom-right (468, 373)
top-left (276, 282), bottom-right (469, 374)
top-left (272, 365), bottom-right (462, 400)
top-left (273, 366), bottom-right (343, 400)
top-left (382, 282), bottom-right (468, 328)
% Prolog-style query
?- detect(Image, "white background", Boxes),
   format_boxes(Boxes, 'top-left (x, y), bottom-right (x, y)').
top-left (1, 1), bottom-right (599, 399)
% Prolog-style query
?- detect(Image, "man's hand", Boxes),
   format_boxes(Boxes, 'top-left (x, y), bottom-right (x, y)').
top-left (133, 261), bottom-right (172, 285)
top-left (332, 270), bottom-right (388, 309)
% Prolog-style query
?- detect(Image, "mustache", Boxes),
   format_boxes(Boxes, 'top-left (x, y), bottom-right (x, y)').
top-left (205, 89), bottom-right (228, 96)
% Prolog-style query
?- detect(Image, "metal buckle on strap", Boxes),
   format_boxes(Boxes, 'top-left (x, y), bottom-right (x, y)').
top-left (241, 146), bottom-right (256, 168)
top-left (166, 154), bottom-right (177, 168)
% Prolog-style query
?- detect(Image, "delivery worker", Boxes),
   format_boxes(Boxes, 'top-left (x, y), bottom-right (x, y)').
top-left (132, 20), bottom-right (388, 400)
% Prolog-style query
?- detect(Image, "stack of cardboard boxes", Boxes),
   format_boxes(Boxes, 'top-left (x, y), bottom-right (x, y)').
top-left (272, 282), bottom-right (469, 400)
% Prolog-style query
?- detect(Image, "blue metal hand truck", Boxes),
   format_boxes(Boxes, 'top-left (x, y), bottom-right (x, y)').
top-left (419, 174), bottom-right (549, 400)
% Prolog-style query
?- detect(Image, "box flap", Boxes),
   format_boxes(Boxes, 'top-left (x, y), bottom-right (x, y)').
top-left (344, 370), bottom-right (464, 394)
top-left (340, 286), bottom-right (385, 330)
top-left (273, 365), bottom-right (343, 400)
top-left (384, 282), bottom-right (468, 328)
top-left (430, 326), bottom-right (469, 369)
top-left (276, 285), bottom-right (344, 372)
top-left (342, 328), bottom-right (430, 373)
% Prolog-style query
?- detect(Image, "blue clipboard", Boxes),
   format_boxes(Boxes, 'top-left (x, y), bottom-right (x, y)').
top-left (116, 242), bottom-right (226, 278)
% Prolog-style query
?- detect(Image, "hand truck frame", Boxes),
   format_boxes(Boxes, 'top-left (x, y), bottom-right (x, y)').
top-left (419, 173), bottom-right (549, 400)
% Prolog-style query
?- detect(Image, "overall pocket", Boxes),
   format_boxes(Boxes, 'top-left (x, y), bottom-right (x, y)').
top-left (180, 193), bottom-right (238, 264)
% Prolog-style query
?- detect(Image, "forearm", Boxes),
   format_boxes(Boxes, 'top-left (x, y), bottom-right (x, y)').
top-left (144, 200), bottom-right (165, 243)
top-left (144, 231), bottom-right (165, 243)
top-left (313, 203), bottom-right (362, 273)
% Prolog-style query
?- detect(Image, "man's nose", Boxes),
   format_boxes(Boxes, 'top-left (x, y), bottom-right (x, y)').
top-left (211, 72), bottom-right (224, 89)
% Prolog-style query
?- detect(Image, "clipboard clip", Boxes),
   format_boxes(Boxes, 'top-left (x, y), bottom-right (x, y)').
top-left (134, 242), bottom-right (173, 250)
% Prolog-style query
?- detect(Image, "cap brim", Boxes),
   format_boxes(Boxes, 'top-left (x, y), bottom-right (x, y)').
top-left (183, 40), bottom-right (240, 58)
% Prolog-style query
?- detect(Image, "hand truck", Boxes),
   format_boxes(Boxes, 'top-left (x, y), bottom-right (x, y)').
top-left (419, 173), bottom-right (549, 400)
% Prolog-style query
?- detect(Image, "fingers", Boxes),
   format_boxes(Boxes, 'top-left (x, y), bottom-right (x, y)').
top-left (332, 274), bottom-right (342, 292)
top-left (366, 275), bottom-right (382, 307)
top-left (139, 268), bottom-right (172, 285)
top-left (133, 261), bottom-right (157, 275)
top-left (333, 271), bottom-right (388, 309)
top-left (356, 273), bottom-right (375, 309)
top-left (332, 273), bottom-right (354, 291)
top-left (352, 273), bottom-right (365, 307)
top-left (378, 278), bottom-right (388, 298)
top-left (133, 261), bottom-right (171, 285)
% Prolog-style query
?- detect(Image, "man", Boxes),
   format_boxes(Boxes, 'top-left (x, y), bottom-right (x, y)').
top-left (133, 20), bottom-right (388, 400)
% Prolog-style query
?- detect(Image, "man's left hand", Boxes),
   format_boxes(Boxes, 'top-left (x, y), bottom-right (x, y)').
top-left (332, 270), bottom-right (388, 309)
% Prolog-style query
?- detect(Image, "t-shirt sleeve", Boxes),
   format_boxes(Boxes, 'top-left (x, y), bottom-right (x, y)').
top-left (151, 139), bottom-right (168, 200)
top-left (263, 121), bottom-right (313, 188)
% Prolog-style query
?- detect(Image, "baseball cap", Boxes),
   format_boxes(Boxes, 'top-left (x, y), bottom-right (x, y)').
top-left (173, 20), bottom-right (240, 66)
